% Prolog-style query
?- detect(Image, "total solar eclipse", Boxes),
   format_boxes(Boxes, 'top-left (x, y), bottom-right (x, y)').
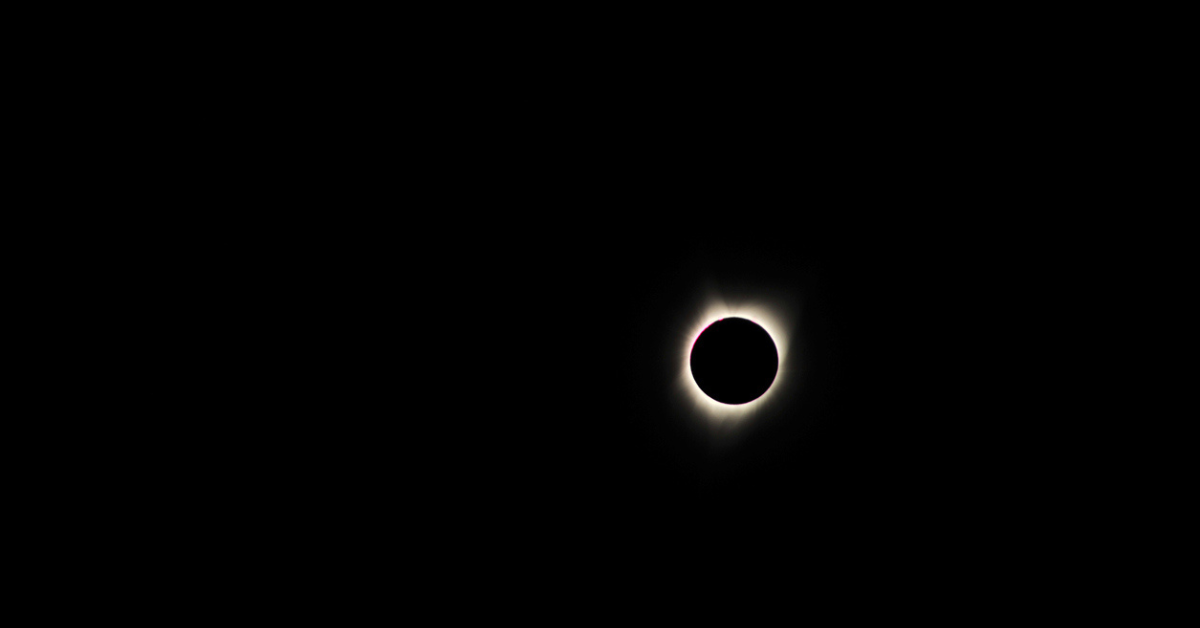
top-left (689, 317), bottom-right (779, 405)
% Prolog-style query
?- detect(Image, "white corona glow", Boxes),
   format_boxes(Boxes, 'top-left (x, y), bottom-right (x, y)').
top-left (678, 298), bottom-right (796, 425)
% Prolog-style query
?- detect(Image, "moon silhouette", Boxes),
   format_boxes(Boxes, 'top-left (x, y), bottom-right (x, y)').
top-left (689, 317), bottom-right (779, 405)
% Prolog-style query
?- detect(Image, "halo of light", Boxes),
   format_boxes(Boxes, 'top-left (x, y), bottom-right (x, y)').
top-left (677, 297), bottom-right (797, 425)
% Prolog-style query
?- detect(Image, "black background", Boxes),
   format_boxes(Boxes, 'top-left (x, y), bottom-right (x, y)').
top-left (221, 25), bottom-right (1099, 582)
top-left (285, 163), bottom-right (1035, 571)
top-left (39, 5), bottom-right (1161, 614)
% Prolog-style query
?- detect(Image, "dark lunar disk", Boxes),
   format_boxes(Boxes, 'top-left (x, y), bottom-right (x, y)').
top-left (690, 318), bottom-right (778, 405)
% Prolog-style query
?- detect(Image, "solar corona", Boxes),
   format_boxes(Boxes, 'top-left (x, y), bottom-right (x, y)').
top-left (678, 299), bottom-right (794, 424)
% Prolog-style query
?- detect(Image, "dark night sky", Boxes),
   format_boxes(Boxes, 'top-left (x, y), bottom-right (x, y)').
top-left (236, 30), bottom-right (1096, 576)
top-left (291, 181), bottom-right (1033, 566)
top-left (65, 7), bottom-right (1150, 612)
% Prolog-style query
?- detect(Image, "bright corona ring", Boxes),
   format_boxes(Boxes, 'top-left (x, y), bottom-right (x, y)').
top-left (678, 299), bottom-right (794, 423)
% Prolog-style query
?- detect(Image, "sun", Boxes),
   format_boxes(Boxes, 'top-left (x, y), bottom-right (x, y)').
top-left (676, 296), bottom-right (797, 425)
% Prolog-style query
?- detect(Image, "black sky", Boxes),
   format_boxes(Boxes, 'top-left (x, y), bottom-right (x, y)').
top-left (293, 200), bottom-right (1025, 564)
top-left (239, 31), bottom-right (1089, 572)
